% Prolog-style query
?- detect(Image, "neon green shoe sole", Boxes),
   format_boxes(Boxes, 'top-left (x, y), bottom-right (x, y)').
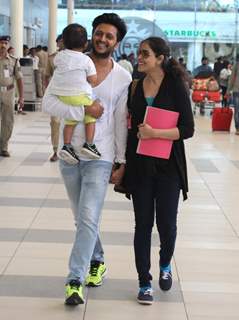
top-left (65, 281), bottom-right (84, 305)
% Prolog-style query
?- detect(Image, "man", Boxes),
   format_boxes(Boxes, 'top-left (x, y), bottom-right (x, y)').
top-left (226, 54), bottom-right (239, 135)
top-left (35, 45), bottom-right (48, 96)
top-left (0, 35), bottom-right (24, 157)
top-left (45, 34), bottom-right (64, 162)
top-left (42, 14), bottom-right (131, 305)
top-left (192, 56), bottom-right (213, 78)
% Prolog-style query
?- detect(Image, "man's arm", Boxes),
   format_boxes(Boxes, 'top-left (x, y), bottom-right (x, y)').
top-left (42, 89), bottom-right (103, 121)
top-left (16, 78), bottom-right (24, 109)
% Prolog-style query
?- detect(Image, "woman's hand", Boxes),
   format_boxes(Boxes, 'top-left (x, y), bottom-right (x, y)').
top-left (137, 123), bottom-right (154, 139)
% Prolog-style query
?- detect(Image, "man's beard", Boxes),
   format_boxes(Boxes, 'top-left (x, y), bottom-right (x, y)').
top-left (92, 45), bottom-right (113, 59)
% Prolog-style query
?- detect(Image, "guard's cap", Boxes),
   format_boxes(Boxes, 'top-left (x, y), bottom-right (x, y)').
top-left (0, 35), bottom-right (10, 41)
top-left (56, 34), bottom-right (63, 42)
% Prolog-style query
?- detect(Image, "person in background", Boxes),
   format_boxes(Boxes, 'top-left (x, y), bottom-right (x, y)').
top-left (0, 35), bottom-right (24, 157)
top-left (124, 36), bottom-right (194, 305)
top-left (7, 46), bottom-right (15, 56)
top-left (23, 44), bottom-right (29, 57)
top-left (213, 56), bottom-right (224, 80)
top-left (45, 34), bottom-right (64, 162)
top-left (193, 56), bottom-right (213, 78)
top-left (36, 45), bottom-right (48, 95)
top-left (219, 60), bottom-right (232, 107)
top-left (42, 13), bottom-right (131, 305)
top-left (227, 54), bottom-right (239, 135)
top-left (118, 53), bottom-right (133, 74)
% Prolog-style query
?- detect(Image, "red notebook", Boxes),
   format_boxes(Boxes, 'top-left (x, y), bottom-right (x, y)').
top-left (136, 106), bottom-right (179, 159)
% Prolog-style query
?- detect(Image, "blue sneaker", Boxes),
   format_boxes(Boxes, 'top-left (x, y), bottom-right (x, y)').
top-left (137, 286), bottom-right (153, 305)
top-left (159, 265), bottom-right (172, 291)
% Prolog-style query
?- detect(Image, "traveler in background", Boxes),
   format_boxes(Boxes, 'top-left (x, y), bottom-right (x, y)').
top-left (118, 53), bottom-right (133, 74)
top-left (0, 35), bottom-right (24, 157)
top-left (125, 36), bottom-right (194, 304)
top-left (213, 56), bottom-right (224, 80)
top-left (45, 34), bottom-right (64, 162)
top-left (227, 54), bottom-right (239, 135)
top-left (193, 56), bottom-right (213, 78)
top-left (42, 13), bottom-right (131, 305)
top-left (36, 45), bottom-right (48, 94)
top-left (219, 60), bottom-right (232, 107)
top-left (7, 46), bottom-right (15, 56)
top-left (29, 47), bottom-right (42, 98)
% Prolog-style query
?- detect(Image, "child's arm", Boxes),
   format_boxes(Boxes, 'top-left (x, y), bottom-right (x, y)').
top-left (87, 74), bottom-right (97, 87)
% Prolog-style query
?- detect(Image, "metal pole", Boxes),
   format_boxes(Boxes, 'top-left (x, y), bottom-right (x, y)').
top-left (192, 0), bottom-right (197, 70)
top-left (234, 0), bottom-right (239, 59)
top-left (67, 0), bottom-right (74, 25)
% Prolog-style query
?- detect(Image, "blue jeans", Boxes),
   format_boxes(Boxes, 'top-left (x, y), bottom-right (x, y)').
top-left (59, 160), bottom-right (113, 284)
top-left (233, 92), bottom-right (239, 130)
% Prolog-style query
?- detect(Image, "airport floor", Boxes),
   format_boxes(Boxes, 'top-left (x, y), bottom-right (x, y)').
top-left (0, 109), bottom-right (239, 320)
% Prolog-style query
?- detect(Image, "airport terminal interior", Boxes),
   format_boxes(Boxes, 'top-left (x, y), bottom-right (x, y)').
top-left (1, 1), bottom-right (239, 319)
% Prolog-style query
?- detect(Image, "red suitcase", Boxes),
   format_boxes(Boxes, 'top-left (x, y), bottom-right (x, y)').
top-left (192, 90), bottom-right (207, 102)
top-left (211, 107), bottom-right (233, 131)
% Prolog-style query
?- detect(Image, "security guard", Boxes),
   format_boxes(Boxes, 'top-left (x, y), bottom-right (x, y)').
top-left (0, 35), bottom-right (24, 157)
top-left (45, 34), bottom-right (64, 162)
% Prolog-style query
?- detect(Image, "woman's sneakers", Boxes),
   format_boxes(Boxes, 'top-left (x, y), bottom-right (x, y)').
top-left (159, 265), bottom-right (172, 291)
top-left (137, 286), bottom-right (153, 305)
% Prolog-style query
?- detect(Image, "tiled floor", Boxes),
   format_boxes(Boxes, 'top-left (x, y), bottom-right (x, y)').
top-left (0, 110), bottom-right (239, 319)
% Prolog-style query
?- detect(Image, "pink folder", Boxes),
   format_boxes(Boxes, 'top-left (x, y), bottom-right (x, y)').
top-left (136, 106), bottom-right (179, 159)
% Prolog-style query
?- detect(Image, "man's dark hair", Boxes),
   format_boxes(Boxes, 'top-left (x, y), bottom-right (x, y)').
top-left (201, 56), bottom-right (208, 63)
top-left (62, 23), bottom-right (88, 50)
top-left (92, 13), bottom-right (127, 42)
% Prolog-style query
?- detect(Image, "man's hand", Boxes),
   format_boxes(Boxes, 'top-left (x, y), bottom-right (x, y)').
top-left (85, 99), bottom-right (104, 119)
top-left (110, 163), bottom-right (125, 185)
top-left (18, 97), bottom-right (24, 110)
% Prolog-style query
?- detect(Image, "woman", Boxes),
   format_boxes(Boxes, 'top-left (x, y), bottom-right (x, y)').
top-left (125, 37), bottom-right (194, 305)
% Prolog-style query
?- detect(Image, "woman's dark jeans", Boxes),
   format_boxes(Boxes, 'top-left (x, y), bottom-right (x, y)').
top-left (132, 175), bottom-right (180, 287)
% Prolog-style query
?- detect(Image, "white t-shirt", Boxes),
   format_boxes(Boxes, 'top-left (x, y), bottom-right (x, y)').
top-left (48, 49), bottom-right (96, 96)
top-left (42, 60), bottom-right (132, 163)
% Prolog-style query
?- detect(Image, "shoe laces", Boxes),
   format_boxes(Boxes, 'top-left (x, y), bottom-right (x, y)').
top-left (69, 280), bottom-right (81, 289)
top-left (140, 287), bottom-right (153, 295)
top-left (161, 270), bottom-right (171, 280)
top-left (89, 262), bottom-right (101, 276)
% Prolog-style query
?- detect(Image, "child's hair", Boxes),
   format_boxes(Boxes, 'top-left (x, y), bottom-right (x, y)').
top-left (62, 23), bottom-right (87, 50)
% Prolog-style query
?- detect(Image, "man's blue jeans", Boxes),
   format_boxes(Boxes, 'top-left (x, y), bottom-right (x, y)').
top-left (233, 92), bottom-right (239, 130)
top-left (59, 160), bottom-right (112, 284)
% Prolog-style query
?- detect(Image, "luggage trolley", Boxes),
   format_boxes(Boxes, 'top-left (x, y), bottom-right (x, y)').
top-left (191, 77), bottom-right (222, 115)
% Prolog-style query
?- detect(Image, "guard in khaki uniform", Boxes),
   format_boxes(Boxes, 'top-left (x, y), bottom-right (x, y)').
top-left (45, 34), bottom-right (64, 162)
top-left (0, 35), bottom-right (24, 157)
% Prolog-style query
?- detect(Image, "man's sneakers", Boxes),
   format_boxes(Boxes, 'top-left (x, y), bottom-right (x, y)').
top-left (81, 143), bottom-right (101, 159)
top-left (85, 261), bottom-right (106, 287)
top-left (159, 265), bottom-right (172, 291)
top-left (137, 286), bottom-right (153, 305)
top-left (58, 144), bottom-right (80, 165)
top-left (65, 280), bottom-right (84, 305)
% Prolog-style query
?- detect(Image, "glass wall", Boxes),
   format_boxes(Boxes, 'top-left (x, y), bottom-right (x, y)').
top-left (58, 0), bottom-right (238, 72)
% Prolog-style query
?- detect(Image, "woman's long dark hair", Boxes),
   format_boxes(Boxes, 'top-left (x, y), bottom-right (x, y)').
top-left (141, 37), bottom-right (187, 81)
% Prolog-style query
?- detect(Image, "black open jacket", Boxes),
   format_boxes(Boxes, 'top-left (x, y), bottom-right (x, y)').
top-left (125, 75), bottom-right (194, 200)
